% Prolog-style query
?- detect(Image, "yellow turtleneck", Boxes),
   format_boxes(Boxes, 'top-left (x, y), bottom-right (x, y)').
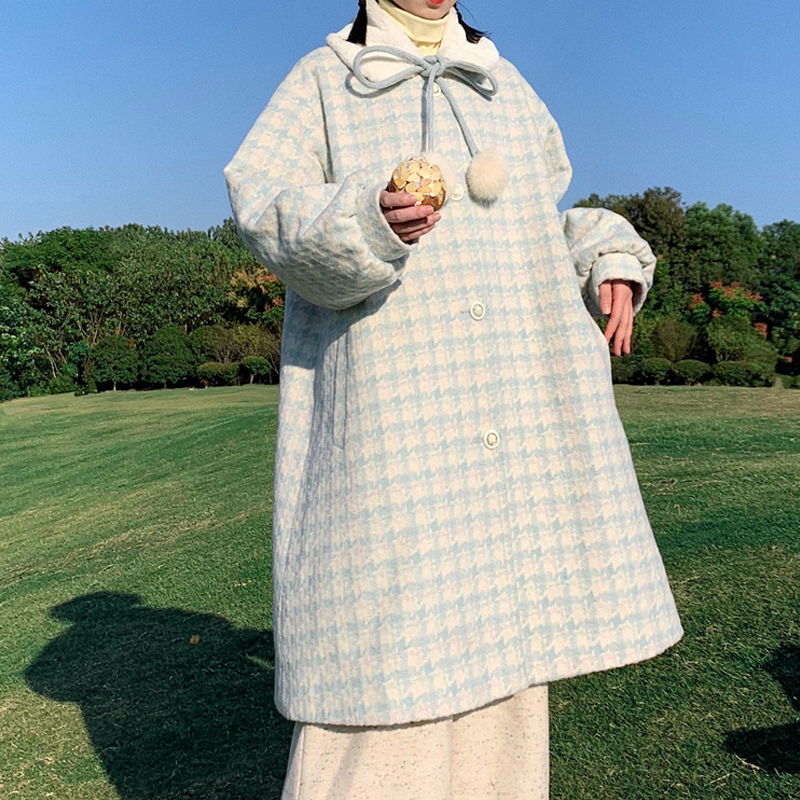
top-left (376, 0), bottom-right (448, 55)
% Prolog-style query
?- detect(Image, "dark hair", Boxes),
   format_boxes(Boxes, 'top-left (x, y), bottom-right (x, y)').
top-left (346, 0), bottom-right (487, 45)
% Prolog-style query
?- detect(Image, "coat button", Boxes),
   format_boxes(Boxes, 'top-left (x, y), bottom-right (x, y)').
top-left (451, 184), bottom-right (465, 201)
top-left (483, 429), bottom-right (500, 449)
top-left (433, 83), bottom-right (441, 95)
top-left (469, 301), bottom-right (485, 320)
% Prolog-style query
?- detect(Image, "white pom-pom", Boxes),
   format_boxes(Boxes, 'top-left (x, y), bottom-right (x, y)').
top-left (465, 148), bottom-right (510, 203)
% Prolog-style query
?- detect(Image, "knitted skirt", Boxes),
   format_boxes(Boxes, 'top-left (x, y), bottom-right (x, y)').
top-left (279, 682), bottom-right (549, 800)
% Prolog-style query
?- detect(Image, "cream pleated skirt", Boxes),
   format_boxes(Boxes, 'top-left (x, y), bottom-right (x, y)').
top-left (280, 682), bottom-right (549, 800)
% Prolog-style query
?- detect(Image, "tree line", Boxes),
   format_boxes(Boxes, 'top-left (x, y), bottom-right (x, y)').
top-left (0, 220), bottom-right (285, 401)
top-left (1, 187), bottom-right (799, 402)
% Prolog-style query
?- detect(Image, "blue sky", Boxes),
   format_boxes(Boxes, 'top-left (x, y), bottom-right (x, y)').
top-left (1, 0), bottom-right (798, 240)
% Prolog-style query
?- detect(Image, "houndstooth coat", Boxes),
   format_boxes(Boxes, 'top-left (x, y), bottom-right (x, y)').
top-left (224, 1), bottom-right (684, 726)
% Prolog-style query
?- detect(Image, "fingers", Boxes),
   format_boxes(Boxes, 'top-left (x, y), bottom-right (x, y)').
top-left (604, 289), bottom-right (625, 348)
top-left (380, 190), bottom-right (420, 209)
top-left (604, 284), bottom-right (634, 356)
top-left (401, 222), bottom-right (437, 244)
top-left (391, 212), bottom-right (439, 242)
top-left (623, 301), bottom-right (633, 354)
top-left (380, 191), bottom-right (440, 242)
top-left (382, 202), bottom-right (436, 225)
top-left (598, 281), bottom-right (612, 315)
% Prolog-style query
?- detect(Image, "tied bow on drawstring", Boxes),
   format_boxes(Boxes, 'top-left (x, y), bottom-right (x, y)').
top-left (351, 45), bottom-right (510, 203)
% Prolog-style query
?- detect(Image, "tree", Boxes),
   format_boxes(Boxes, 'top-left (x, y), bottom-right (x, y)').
top-left (140, 325), bottom-right (195, 389)
top-left (0, 285), bottom-right (42, 398)
top-left (0, 227), bottom-right (118, 289)
top-left (683, 203), bottom-right (764, 291)
top-left (90, 336), bottom-right (139, 391)
top-left (757, 220), bottom-right (800, 358)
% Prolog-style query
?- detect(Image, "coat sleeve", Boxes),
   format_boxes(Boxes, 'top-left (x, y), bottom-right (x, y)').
top-left (223, 56), bottom-right (414, 312)
top-left (515, 65), bottom-right (657, 317)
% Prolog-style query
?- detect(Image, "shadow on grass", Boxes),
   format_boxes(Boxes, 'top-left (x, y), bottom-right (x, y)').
top-left (724, 643), bottom-right (800, 775)
top-left (25, 592), bottom-right (294, 800)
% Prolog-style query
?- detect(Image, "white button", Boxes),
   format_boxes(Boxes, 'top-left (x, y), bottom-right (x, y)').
top-left (433, 83), bottom-right (441, 95)
top-left (483, 429), bottom-right (500, 449)
top-left (469, 301), bottom-right (485, 321)
top-left (451, 183), bottom-right (465, 201)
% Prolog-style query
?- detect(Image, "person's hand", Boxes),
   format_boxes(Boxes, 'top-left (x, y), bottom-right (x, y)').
top-left (380, 190), bottom-right (441, 243)
top-left (599, 279), bottom-right (634, 356)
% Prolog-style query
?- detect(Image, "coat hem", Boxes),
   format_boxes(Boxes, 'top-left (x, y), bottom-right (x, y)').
top-left (275, 624), bottom-right (685, 727)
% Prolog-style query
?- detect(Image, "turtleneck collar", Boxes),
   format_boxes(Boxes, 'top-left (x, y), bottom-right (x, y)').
top-left (375, 0), bottom-right (448, 55)
top-left (326, 1), bottom-right (500, 82)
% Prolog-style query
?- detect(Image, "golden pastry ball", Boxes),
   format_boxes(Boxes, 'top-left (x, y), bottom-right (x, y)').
top-left (387, 156), bottom-right (447, 211)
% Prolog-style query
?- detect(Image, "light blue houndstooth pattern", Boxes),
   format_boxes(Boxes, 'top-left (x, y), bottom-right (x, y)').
top-left (224, 2), bottom-right (683, 726)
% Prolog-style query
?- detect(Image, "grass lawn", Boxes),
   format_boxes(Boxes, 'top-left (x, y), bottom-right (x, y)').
top-left (0, 385), bottom-right (798, 799)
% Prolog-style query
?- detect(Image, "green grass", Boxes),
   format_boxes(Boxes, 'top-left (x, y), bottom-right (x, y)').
top-left (0, 385), bottom-right (798, 799)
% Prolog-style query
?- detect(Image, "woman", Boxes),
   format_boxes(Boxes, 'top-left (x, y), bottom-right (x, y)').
top-left (224, 0), bottom-right (684, 796)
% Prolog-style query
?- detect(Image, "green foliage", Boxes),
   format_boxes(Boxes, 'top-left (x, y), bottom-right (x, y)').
top-left (0, 220), bottom-right (287, 400)
top-left (757, 221), bottom-right (800, 357)
top-left (639, 357), bottom-right (674, 385)
top-left (3, 195), bottom-right (800, 401)
top-left (0, 284), bottom-right (42, 398)
top-left (46, 373), bottom-right (80, 395)
top-left (90, 335), bottom-right (139, 390)
top-left (672, 359), bottom-right (711, 385)
top-left (141, 326), bottom-right (195, 389)
top-left (610, 356), bottom-right (640, 384)
top-left (684, 203), bottom-right (763, 291)
top-left (197, 361), bottom-right (241, 386)
top-left (713, 360), bottom-right (773, 387)
top-left (651, 317), bottom-right (698, 362)
top-left (0, 227), bottom-right (119, 288)
top-left (189, 324), bottom-right (228, 363)
top-left (240, 356), bottom-right (274, 384)
top-left (629, 314), bottom-right (658, 358)
top-left (190, 323), bottom-right (280, 367)
top-left (706, 316), bottom-right (778, 374)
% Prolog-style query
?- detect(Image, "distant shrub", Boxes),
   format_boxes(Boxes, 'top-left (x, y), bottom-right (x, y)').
top-left (0, 367), bottom-right (18, 402)
top-left (713, 361), bottom-right (770, 387)
top-left (672, 359), bottom-right (711, 385)
top-left (198, 361), bottom-right (240, 386)
top-left (141, 325), bottom-right (194, 388)
top-left (610, 356), bottom-right (640, 384)
top-left (90, 335), bottom-right (139, 391)
top-left (190, 325), bottom-right (228, 364)
top-left (47, 374), bottom-right (79, 395)
top-left (707, 316), bottom-right (778, 371)
top-left (240, 356), bottom-right (273, 384)
top-left (190, 323), bottom-right (280, 375)
top-left (640, 357), bottom-right (673, 385)
top-left (653, 318), bottom-right (698, 363)
top-left (630, 315), bottom-right (658, 359)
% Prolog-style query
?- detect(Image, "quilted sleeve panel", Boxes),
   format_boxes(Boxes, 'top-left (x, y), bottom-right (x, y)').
top-left (223, 55), bottom-right (413, 311)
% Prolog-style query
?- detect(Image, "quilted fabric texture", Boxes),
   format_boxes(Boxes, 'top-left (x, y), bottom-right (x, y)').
top-left (224, 1), bottom-right (684, 726)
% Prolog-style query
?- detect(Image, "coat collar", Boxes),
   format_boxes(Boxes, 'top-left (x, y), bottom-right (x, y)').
top-left (326, 1), bottom-right (500, 81)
